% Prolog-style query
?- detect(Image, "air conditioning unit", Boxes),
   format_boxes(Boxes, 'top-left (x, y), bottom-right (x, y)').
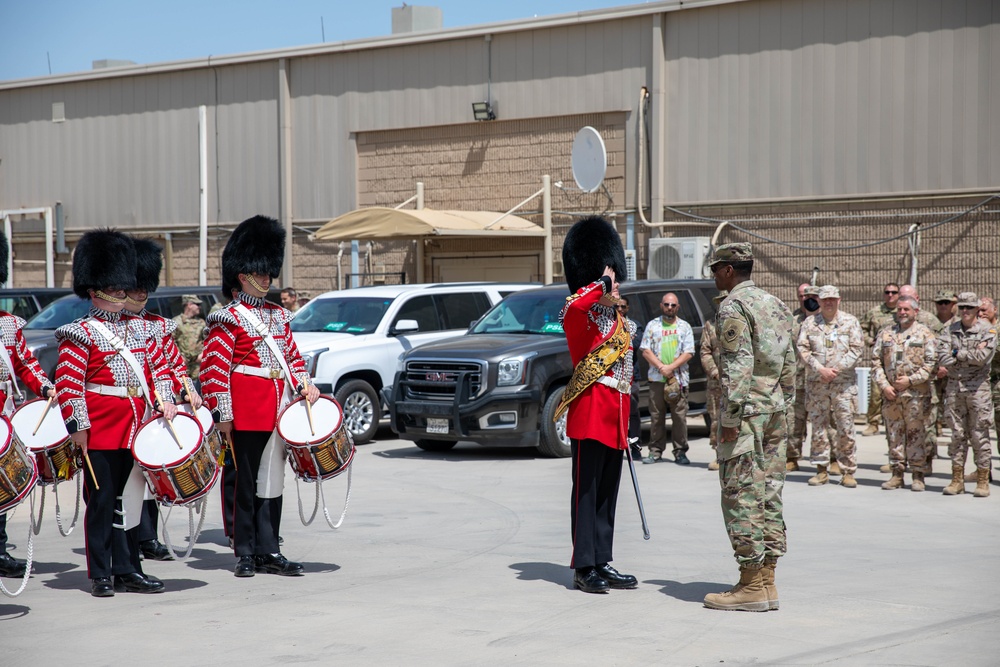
top-left (624, 249), bottom-right (637, 281)
top-left (647, 237), bottom-right (711, 280)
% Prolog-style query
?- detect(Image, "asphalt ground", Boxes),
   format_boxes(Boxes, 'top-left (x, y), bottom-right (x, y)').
top-left (2, 422), bottom-right (999, 666)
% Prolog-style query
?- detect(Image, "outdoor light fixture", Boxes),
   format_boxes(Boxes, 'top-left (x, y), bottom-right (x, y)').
top-left (472, 101), bottom-right (496, 121)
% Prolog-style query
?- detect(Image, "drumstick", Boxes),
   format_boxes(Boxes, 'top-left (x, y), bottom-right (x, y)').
top-left (222, 431), bottom-right (238, 471)
top-left (84, 450), bottom-right (100, 490)
top-left (153, 389), bottom-right (184, 450)
top-left (32, 396), bottom-right (55, 436)
top-left (303, 378), bottom-right (315, 437)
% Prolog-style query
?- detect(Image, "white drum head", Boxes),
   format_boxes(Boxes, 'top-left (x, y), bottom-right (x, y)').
top-left (178, 404), bottom-right (214, 435)
top-left (0, 415), bottom-right (11, 452)
top-left (11, 399), bottom-right (68, 451)
top-left (278, 396), bottom-right (342, 445)
top-left (133, 413), bottom-right (202, 467)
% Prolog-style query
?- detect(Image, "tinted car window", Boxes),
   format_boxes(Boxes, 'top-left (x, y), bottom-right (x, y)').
top-left (291, 296), bottom-right (394, 334)
top-left (26, 296), bottom-right (91, 329)
top-left (0, 296), bottom-right (36, 319)
top-left (435, 292), bottom-right (490, 330)
top-left (471, 291), bottom-right (568, 335)
top-left (635, 289), bottom-right (701, 327)
top-left (394, 295), bottom-right (439, 332)
top-left (697, 286), bottom-right (723, 320)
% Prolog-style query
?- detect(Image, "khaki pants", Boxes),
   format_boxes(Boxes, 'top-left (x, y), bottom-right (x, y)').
top-left (648, 382), bottom-right (688, 458)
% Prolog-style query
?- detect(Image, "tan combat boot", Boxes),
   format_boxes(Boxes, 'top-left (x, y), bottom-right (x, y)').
top-left (703, 564), bottom-right (769, 612)
top-left (786, 459), bottom-right (799, 472)
top-left (879, 463), bottom-right (892, 474)
top-left (943, 465), bottom-right (965, 495)
top-left (965, 468), bottom-right (978, 482)
top-left (882, 469), bottom-right (904, 490)
top-left (973, 468), bottom-right (991, 498)
top-left (708, 459), bottom-right (720, 471)
top-left (840, 473), bottom-right (857, 488)
top-left (862, 424), bottom-right (878, 436)
top-left (829, 460), bottom-right (843, 476)
top-left (761, 558), bottom-right (779, 611)
top-left (808, 465), bottom-right (829, 486)
top-left (910, 472), bottom-right (925, 492)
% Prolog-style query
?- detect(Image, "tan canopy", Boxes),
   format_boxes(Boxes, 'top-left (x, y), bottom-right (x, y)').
top-left (312, 207), bottom-right (546, 240)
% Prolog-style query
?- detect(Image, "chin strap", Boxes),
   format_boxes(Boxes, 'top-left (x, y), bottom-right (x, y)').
top-left (94, 290), bottom-right (127, 304)
top-left (242, 274), bottom-right (269, 294)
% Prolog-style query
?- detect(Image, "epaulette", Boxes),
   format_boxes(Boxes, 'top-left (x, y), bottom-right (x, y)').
top-left (0, 313), bottom-right (26, 337)
top-left (54, 319), bottom-right (92, 346)
top-left (261, 300), bottom-right (293, 326)
top-left (207, 307), bottom-right (238, 326)
top-left (0, 313), bottom-right (27, 330)
top-left (145, 312), bottom-right (177, 336)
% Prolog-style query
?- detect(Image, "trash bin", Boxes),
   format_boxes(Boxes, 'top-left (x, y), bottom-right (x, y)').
top-left (855, 367), bottom-right (870, 415)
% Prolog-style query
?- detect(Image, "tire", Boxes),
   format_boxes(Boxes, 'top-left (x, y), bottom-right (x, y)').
top-left (335, 379), bottom-right (380, 445)
top-left (414, 439), bottom-right (457, 452)
top-left (537, 386), bottom-right (572, 458)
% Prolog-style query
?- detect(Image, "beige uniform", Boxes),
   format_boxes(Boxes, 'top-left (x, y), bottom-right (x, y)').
top-left (937, 320), bottom-right (997, 470)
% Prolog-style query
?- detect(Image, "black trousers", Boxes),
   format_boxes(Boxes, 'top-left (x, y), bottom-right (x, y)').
top-left (231, 430), bottom-right (282, 557)
top-left (136, 499), bottom-right (159, 543)
top-left (84, 449), bottom-right (143, 579)
top-left (0, 514), bottom-right (8, 553)
top-left (221, 447), bottom-right (236, 538)
top-left (570, 438), bottom-right (623, 570)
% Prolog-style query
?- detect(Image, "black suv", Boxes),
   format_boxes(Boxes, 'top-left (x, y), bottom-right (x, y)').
top-left (388, 279), bottom-right (720, 457)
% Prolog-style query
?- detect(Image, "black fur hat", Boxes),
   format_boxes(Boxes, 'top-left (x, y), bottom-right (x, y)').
top-left (72, 229), bottom-right (137, 299)
top-left (0, 230), bottom-right (8, 286)
top-left (132, 236), bottom-right (164, 293)
top-left (562, 216), bottom-right (627, 293)
top-left (222, 215), bottom-right (285, 292)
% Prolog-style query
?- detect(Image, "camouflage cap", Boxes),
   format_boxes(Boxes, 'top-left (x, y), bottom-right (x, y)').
top-left (818, 285), bottom-right (840, 299)
top-left (707, 242), bottom-right (753, 267)
top-left (712, 290), bottom-right (729, 304)
top-left (181, 294), bottom-right (203, 304)
top-left (803, 285), bottom-right (820, 297)
top-left (933, 289), bottom-right (957, 303)
top-left (956, 291), bottom-right (980, 308)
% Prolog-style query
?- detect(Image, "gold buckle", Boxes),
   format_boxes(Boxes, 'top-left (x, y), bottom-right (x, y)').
top-left (268, 369), bottom-right (281, 379)
top-left (127, 386), bottom-right (140, 397)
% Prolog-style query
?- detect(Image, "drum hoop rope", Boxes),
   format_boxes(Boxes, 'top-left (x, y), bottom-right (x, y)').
top-left (295, 461), bottom-right (352, 530)
top-left (52, 474), bottom-right (81, 537)
top-left (158, 496), bottom-right (208, 561)
top-left (0, 495), bottom-right (36, 597)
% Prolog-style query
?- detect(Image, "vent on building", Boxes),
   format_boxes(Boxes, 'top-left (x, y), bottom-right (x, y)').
top-left (391, 5), bottom-right (443, 33)
top-left (647, 237), bottom-right (711, 280)
top-left (52, 102), bottom-right (65, 123)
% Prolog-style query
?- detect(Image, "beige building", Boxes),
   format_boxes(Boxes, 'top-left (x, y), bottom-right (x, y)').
top-left (1, 0), bottom-right (997, 314)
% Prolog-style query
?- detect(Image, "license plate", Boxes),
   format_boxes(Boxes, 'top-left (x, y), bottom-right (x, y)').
top-left (426, 418), bottom-right (449, 434)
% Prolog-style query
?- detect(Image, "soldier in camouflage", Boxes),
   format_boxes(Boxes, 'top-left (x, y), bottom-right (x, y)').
top-left (860, 283), bottom-right (900, 436)
top-left (702, 243), bottom-right (795, 613)
top-left (797, 285), bottom-right (864, 488)
top-left (926, 290), bottom-right (959, 466)
top-left (937, 292), bottom-right (997, 498)
top-left (699, 291), bottom-right (727, 471)
top-left (788, 284), bottom-right (820, 471)
top-left (979, 297), bottom-right (1000, 456)
top-left (871, 296), bottom-right (937, 492)
top-left (172, 294), bottom-right (206, 382)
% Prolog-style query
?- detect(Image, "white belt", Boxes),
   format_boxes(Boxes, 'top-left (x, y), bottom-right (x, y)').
top-left (596, 376), bottom-right (631, 394)
top-left (85, 382), bottom-right (142, 398)
top-left (0, 380), bottom-right (11, 393)
top-left (233, 364), bottom-right (283, 380)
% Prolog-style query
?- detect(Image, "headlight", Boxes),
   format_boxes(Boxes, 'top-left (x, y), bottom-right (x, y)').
top-left (497, 358), bottom-right (524, 386)
top-left (396, 352), bottom-right (407, 373)
top-left (300, 348), bottom-right (328, 376)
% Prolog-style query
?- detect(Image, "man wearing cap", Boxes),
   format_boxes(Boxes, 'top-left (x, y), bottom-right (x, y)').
top-left (788, 285), bottom-right (821, 471)
top-left (937, 292), bottom-right (997, 497)
top-left (703, 243), bottom-right (795, 612)
top-left (699, 291), bottom-right (727, 470)
top-left (797, 285), bottom-right (864, 488)
top-left (860, 283), bottom-right (901, 436)
top-left (172, 294), bottom-right (206, 385)
top-left (979, 297), bottom-right (1000, 456)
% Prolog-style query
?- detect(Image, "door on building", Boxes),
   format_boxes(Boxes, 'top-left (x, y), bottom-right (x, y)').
top-left (431, 254), bottom-right (541, 283)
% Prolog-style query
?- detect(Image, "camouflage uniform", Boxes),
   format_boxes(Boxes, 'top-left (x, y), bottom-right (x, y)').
top-left (700, 314), bottom-right (722, 452)
top-left (788, 298), bottom-right (817, 462)
top-left (797, 307), bottom-right (864, 474)
top-left (860, 303), bottom-right (897, 427)
top-left (937, 316), bottom-right (998, 471)
top-left (871, 322), bottom-right (936, 473)
top-left (990, 332), bottom-right (1000, 453)
top-left (926, 309), bottom-right (958, 453)
top-left (172, 313), bottom-right (206, 378)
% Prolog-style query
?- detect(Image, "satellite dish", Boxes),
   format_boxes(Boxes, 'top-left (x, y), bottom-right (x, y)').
top-left (571, 126), bottom-right (607, 193)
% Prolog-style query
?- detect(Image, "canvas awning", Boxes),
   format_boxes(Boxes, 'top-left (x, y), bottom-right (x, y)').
top-left (312, 207), bottom-right (546, 240)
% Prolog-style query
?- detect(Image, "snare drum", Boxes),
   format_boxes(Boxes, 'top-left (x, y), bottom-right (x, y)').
top-left (132, 412), bottom-right (220, 506)
top-left (177, 404), bottom-right (223, 462)
top-left (10, 398), bottom-right (81, 485)
top-left (277, 396), bottom-right (355, 482)
top-left (0, 415), bottom-right (38, 515)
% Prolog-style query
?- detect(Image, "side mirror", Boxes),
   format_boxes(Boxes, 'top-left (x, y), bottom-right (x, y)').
top-left (392, 319), bottom-right (419, 335)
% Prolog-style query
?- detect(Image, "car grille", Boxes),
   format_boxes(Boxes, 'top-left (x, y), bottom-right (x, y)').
top-left (403, 360), bottom-right (485, 401)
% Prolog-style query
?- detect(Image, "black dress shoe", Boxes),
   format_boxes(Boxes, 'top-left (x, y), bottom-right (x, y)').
top-left (573, 567), bottom-right (610, 594)
top-left (91, 577), bottom-right (115, 597)
top-left (255, 553), bottom-right (304, 576)
top-left (234, 556), bottom-right (255, 578)
top-left (595, 563), bottom-right (638, 589)
top-left (140, 539), bottom-right (174, 561)
top-left (113, 572), bottom-right (165, 594)
top-left (675, 453), bottom-right (691, 465)
top-left (0, 552), bottom-right (27, 578)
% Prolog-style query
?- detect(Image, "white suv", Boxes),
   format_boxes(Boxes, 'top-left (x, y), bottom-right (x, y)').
top-left (290, 282), bottom-right (536, 444)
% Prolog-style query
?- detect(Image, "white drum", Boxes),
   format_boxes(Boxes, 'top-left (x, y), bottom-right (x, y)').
top-left (10, 398), bottom-right (79, 485)
top-left (132, 412), bottom-right (219, 506)
top-left (278, 396), bottom-right (355, 482)
top-left (177, 403), bottom-right (223, 462)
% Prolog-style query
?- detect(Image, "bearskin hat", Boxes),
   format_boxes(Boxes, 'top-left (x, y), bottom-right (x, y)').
top-left (0, 230), bottom-right (8, 286)
top-left (562, 216), bottom-right (627, 293)
top-left (72, 229), bottom-right (137, 298)
top-left (132, 236), bottom-right (164, 293)
top-left (221, 215), bottom-right (285, 292)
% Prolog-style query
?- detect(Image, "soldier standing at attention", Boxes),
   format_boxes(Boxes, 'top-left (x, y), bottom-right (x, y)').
top-left (937, 292), bottom-right (997, 498)
top-left (788, 285), bottom-right (820, 471)
top-left (860, 283), bottom-right (900, 436)
top-left (872, 296), bottom-right (937, 492)
top-left (978, 297), bottom-right (1000, 456)
top-left (172, 295), bottom-right (206, 389)
top-left (699, 291), bottom-right (727, 471)
top-left (797, 285), bottom-right (864, 488)
top-left (702, 243), bottom-right (795, 613)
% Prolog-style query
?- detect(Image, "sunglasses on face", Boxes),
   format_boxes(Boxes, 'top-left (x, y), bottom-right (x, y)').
top-left (958, 305), bottom-right (977, 311)
top-left (616, 305), bottom-right (628, 311)
top-left (661, 303), bottom-right (678, 308)
top-left (884, 290), bottom-right (899, 295)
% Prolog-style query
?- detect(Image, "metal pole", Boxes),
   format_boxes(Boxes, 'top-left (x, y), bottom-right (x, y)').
top-left (1, 215), bottom-right (10, 286)
top-left (199, 105), bottom-right (208, 286)
top-left (416, 182), bottom-right (425, 283)
top-left (43, 206), bottom-right (54, 286)
top-left (543, 175), bottom-right (552, 284)
top-left (351, 240), bottom-right (359, 288)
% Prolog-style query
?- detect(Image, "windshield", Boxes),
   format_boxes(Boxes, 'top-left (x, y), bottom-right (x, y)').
top-left (471, 291), bottom-right (568, 335)
top-left (25, 296), bottom-right (91, 330)
top-left (289, 296), bottom-right (394, 334)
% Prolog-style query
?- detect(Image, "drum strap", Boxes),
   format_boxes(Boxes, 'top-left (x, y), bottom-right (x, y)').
top-left (0, 337), bottom-right (23, 405)
top-left (233, 303), bottom-right (296, 399)
top-left (87, 319), bottom-right (154, 410)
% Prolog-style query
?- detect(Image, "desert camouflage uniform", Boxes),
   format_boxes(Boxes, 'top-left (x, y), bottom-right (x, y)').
top-left (787, 307), bottom-right (812, 461)
top-left (860, 303), bottom-right (897, 427)
top-left (937, 320), bottom-right (998, 470)
top-left (797, 311), bottom-right (864, 474)
top-left (926, 314), bottom-right (956, 453)
top-left (171, 313), bottom-right (206, 378)
top-left (716, 280), bottom-right (795, 566)
top-left (991, 340), bottom-right (1000, 453)
top-left (700, 317), bottom-right (721, 451)
top-left (871, 322), bottom-right (936, 473)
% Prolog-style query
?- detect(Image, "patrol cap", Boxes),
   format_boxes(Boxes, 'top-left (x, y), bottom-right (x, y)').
top-left (707, 242), bottom-right (753, 267)
top-left (956, 291), bottom-right (980, 308)
top-left (712, 290), bottom-right (728, 304)
top-left (181, 294), bottom-right (203, 304)
top-left (803, 285), bottom-right (820, 297)
top-left (933, 289), bottom-right (957, 303)
top-left (818, 285), bottom-right (840, 299)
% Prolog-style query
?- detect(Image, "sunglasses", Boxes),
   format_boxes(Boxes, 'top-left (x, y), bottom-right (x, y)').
top-left (661, 303), bottom-right (679, 308)
top-left (884, 290), bottom-right (899, 295)
top-left (958, 305), bottom-right (978, 311)
top-left (615, 304), bottom-right (628, 310)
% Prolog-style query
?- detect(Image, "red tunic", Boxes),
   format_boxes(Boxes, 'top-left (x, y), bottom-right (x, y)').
top-left (559, 279), bottom-right (634, 450)
top-left (0, 312), bottom-right (53, 409)
top-left (200, 293), bottom-right (308, 432)
top-left (54, 308), bottom-right (175, 450)
top-left (141, 310), bottom-right (190, 396)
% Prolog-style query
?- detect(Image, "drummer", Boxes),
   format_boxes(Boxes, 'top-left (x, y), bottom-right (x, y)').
top-left (124, 237), bottom-right (204, 562)
top-left (201, 215), bottom-right (318, 578)
top-left (54, 228), bottom-right (178, 597)
top-left (0, 230), bottom-right (56, 579)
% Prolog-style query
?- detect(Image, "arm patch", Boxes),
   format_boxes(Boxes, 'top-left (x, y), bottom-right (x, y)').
top-left (720, 318), bottom-right (746, 353)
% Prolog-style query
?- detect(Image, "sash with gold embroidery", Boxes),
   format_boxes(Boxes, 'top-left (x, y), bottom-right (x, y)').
top-left (554, 314), bottom-right (630, 421)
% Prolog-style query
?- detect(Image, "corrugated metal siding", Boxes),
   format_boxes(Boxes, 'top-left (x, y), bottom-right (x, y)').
top-left (664, 0), bottom-right (1000, 203)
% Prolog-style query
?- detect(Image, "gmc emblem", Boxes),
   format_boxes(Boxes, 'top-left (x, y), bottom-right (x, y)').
top-left (424, 372), bottom-right (453, 382)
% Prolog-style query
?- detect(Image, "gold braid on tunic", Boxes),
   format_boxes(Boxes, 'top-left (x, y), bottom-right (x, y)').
top-left (554, 314), bottom-right (629, 421)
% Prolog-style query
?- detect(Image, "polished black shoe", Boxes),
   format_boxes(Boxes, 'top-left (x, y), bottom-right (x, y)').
top-left (234, 555), bottom-right (256, 578)
top-left (113, 572), bottom-right (165, 594)
top-left (0, 552), bottom-right (27, 578)
top-left (595, 563), bottom-right (638, 590)
top-left (675, 453), bottom-right (691, 465)
top-left (278, 535), bottom-right (284, 545)
top-left (573, 567), bottom-right (610, 594)
top-left (139, 539), bottom-right (174, 561)
top-left (255, 553), bottom-right (304, 576)
top-left (91, 577), bottom-right (115, 597)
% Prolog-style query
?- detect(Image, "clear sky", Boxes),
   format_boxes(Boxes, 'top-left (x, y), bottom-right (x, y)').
top-left (0, 0), bottom-right (641, 82)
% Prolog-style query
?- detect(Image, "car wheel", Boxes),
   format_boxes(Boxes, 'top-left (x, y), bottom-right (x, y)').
top-left (335, 380), bottom-right (379, 445)
top-left (537, 386), bottom-right (571, 458)
top-left (414, 439), bottom-right (457, 452)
